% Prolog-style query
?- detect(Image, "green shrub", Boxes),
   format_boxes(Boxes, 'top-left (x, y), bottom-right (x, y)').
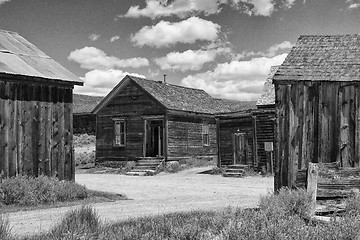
top-left (0, 175), bottom-right (88, 206)
top-left (259, 187), bottom-right (313, 219)
top-left (75, 151), bottom-right (95, 166)
top-left (73, 134), bottom-right (95, 147)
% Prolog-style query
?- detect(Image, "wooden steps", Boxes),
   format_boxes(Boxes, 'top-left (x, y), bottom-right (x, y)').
top-left (223, 165), bottom-right (249, 178)
top-left (126, 157), bottom-right (164, 176)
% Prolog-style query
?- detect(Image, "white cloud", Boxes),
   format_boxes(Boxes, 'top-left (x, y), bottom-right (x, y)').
top-left (154, 48), bottom-right (229, 71)
top-left (110, 36), bottom-right (120, 42)
top-left (121, 0), bottom-right (222, 19)
top-left (181, 53), bottom-right (287, 100)
top-left (131, 17), bottom-right (220, 48)
top-left (74, 69), bottom-right (145, 96)
top-left (346, 0), bottom-right (360, 8)
top-left (0, 0), bottom-right (10, 5)
top-left (89, 34), bottom-right (100, 41)
top-left (68, 47), bottom-right (149, 70)
top-left (284, 0), bottom-right (296, 8)
top-left (233, 41), bottom-right (293, 59)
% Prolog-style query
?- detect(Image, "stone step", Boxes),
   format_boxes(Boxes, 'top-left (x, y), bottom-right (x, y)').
top-left (227, 165), bottom-right (249, 170)
top-left (223, 172), bottom-right (244, 178)
top-left (224, 168), bottom-right (245, 173)
top-left (137, 161), bottom-right (162, 165)
top-left (133, 165), bottom-right (158, 170)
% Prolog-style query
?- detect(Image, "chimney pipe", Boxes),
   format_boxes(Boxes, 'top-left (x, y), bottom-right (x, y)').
top-left (163, 74), bottom-right (167, 84)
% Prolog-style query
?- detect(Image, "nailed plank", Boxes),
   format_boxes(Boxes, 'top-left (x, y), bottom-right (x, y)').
top-left (307, 162), bottom-right (319, 216)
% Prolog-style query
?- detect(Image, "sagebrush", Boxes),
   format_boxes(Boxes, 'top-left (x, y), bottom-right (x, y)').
top-left (0, 175), bottom-right (88, 206)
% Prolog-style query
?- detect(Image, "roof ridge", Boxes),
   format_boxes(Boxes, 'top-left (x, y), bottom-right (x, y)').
top-left (0, 29), bottom-right (19, 35)
top-left (128, 75), bottom-right (208, 93)
top-left (0, 49), bottom-right (50, 58)
top-left (299, 34), bottom-right (360, 38)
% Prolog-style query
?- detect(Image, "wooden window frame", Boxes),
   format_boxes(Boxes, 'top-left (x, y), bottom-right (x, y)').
top-left (113, 118), bottom-right (126, 147)
top-left (202, 123), bottom-right (210, 146)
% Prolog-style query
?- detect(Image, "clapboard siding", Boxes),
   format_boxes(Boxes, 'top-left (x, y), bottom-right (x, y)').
top-left (167, 112), bottom-right (217, 159)
top-left (0, 80), bottom-right (74, 180)
top-left (95, 82), bottom-right (165, 162)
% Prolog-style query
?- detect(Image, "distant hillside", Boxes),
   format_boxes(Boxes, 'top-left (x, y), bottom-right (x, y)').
top-left (73, 94), bottom-right (104, 114)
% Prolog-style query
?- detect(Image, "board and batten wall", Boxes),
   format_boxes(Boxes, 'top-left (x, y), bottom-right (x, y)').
top-left (0, 80), bottom-right (74, 180)
top-left (275, 81), bottom-right (360, 191)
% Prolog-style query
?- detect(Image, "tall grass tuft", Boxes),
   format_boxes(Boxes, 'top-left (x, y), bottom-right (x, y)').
top-left (49, 206), bottom-right (101, 239)
top-left (0, 215), bottom-right (13, 240)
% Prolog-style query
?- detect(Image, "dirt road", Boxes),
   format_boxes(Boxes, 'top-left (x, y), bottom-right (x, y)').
top-left (7, 167), bottom-right (273, 236)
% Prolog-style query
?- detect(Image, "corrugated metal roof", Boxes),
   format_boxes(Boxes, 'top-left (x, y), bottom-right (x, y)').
top-left (273, 34), bottom-right (360, 82)
top-left (0, 30), bottom-right (82, 85)
top-left (256, 65), bottom-right (279, 106)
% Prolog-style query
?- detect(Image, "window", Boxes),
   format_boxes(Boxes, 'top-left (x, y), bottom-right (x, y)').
top-left (114, 119), bottom-right (126, 147)
top-left (202, 123), bottom-right (210, 146)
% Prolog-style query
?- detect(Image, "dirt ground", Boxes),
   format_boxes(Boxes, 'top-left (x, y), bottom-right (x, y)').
top-left (7, 167), bottom-right (273, 236)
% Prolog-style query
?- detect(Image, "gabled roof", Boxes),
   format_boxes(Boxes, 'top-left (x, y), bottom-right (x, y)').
top-left (0, 30), bottom-right (82, 85)
top-left (73, 94), bottom-right (103, 114)
top-left (273, 34), bottom-right (360, 82)
top-left (256, 65), bottom-right (279, 106)
top-left (214, 98), bottom-right (257, 113)
top-left (93, 75), bottom-right (256, 115)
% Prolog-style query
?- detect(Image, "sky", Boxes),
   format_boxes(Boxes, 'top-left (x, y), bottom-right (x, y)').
top-left (0, 0), bottom-right (359, 101)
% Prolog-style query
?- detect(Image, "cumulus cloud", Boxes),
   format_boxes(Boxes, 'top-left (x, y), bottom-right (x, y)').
top-left (121, 0), bottom-right (223, 19)
top-left (68, 47), bottom-right (149, 70)
top-left (346, 0), bottom-right (360, 9)
top-left (154, 48), bottom-right (230, 71)
top-left (181, 53), bottom-right (287, 100)
top-left (74, 69), bottom-right (145, 96)
top-left (131, 17), bottom-right (220, 48)
top-left (121, 0), bottom-right (296, 18)
top-left (0, 0), bottom-right (10, 5)
top-left (233, 41), bottom-right (293, 59)
top-left (89, 34), bottom-right (100, 41)
top-left (110, 36), bottom-right (120, 42)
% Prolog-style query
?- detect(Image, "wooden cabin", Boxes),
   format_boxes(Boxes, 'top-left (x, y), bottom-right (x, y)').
top-left (73, 94), bottom-right (102, 135)
top-left (0, 30), bottom-right (83, 180)
top-left (273, 34), bottom-right (360, 191)
top-left (216, 67), bottom-right (278, 171)
top-left (92, 75), bottom-right (239, 165)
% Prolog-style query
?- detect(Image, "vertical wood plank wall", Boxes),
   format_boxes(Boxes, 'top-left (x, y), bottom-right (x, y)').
top-left (0, 80), bottom-right (74, 180)
top-left (275, 81), bottom-right (360, 191)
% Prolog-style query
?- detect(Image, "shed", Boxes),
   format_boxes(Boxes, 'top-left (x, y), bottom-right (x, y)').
top-left (92, 75), bottom-right (233, 165)
top-left (73, 94), bottom-right (103, 135)
top-left (273, 34), bottom-right (360, 190)
top-left (216, 67), bottom-right (278, 171)
top-left (0, 30), bottom-right (83, 180)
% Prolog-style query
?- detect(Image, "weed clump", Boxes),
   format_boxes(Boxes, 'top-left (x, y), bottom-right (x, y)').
top-left (0, 175), bottom-right (88, 206)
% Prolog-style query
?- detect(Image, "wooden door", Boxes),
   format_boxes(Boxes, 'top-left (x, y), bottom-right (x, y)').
top-left (233, 133), bottom-right (247, 165)
top-left (145, 120), bottom-right (164, 157)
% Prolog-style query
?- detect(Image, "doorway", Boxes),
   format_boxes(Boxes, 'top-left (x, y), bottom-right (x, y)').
top-left (233, 133), bottom-right (247, 165)
top-left (145, 119), bottom-right (164, 157)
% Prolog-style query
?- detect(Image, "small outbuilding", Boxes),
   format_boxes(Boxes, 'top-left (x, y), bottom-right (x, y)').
top-left (273, 34), bottom-right (360, 190)
top-left (216, 66), bottom-right (278, 171)
top-left (0, 30), bottom-right (83, 180)
top-left (73, 94), bottom-right (102, 135)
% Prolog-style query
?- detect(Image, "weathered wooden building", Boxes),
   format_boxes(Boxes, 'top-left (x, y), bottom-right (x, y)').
top-left (0, 30), bottom-right (83, 180)
top-left (216, 67), bottom-right (278, 171)
top-left (92, 75), bottom-right (237, 165)
top-left (274, 34), bottom-right (360, 190)
top-left (73, 94), bottom-right (102, 135)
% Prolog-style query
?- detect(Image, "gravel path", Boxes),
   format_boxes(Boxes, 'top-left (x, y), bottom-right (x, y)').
top-left (7, 167), bottom-right (273, 236)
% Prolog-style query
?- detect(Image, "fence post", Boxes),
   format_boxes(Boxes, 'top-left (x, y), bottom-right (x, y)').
top-left (307, 162), bottom-right (319, 217)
